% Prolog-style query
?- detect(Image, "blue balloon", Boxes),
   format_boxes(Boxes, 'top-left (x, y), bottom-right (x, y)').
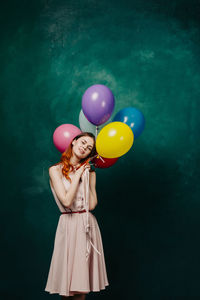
top-left (113, 107), bottom-right (145, 139)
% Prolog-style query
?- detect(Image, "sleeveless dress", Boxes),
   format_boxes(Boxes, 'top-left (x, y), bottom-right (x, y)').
top-left (44, 166), bottom-right (109, 297)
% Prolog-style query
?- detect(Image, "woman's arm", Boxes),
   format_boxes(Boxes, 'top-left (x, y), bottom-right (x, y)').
top-left (89, 171), bottom-right (98, 211)
top-left (49, 165), bottom-right (82, 208)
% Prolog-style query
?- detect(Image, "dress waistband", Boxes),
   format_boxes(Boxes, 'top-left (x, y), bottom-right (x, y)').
top-left (61, 209), bottom-right (86, 214)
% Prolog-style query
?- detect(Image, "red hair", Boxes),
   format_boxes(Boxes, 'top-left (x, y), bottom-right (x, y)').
top-left (50, 132), bottom-right (97, 182)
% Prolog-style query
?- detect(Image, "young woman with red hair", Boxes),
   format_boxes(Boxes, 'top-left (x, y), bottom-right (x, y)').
top-left (45, 132), bottom-right (109, 299)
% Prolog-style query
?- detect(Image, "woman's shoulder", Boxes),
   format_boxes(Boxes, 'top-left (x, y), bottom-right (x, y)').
top-left (89, 169), bottom-right (96, 180)
top-left (49, 163), bottom-right (63, 177)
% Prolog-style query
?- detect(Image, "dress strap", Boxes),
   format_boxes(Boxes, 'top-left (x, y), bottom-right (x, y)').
top-left (82, 169), bottom-right (101, 261)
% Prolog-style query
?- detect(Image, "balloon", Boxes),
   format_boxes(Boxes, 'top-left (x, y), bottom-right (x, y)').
top-left (113, 107), bottom-right (145, 139)
top-left (96, 122), bottom-right (134, 158)
top-left (53, 124), bottom-right (81, 153)
top-left (79, 109), bottom-right (111, 136)
top-left (91, 156), bottom-right (118, 169)
top-left (82, 84), bottom-right (115, 126)
top-left (79, 110), bottom-right (97, 135)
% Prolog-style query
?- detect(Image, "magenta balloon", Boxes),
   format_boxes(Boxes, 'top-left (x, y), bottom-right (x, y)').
top-left (53, 124), bottom-right (82, 153)
top-left (82, 84), bottom-right (115, 126)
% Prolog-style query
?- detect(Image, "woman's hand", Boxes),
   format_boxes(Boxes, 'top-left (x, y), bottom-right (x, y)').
top-left (75, 162), bottom-right (91, 178)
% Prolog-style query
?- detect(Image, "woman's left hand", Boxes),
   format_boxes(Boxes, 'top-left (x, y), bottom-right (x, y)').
top-left (79, 163), bottom-right (90, 180)
top-left (83, 162), bottom-right (91, 172)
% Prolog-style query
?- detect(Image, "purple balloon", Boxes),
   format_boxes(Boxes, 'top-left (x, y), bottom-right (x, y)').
top-left (82, 84), bottom-right (115, 126)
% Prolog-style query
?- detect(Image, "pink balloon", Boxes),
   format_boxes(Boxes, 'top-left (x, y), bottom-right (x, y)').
top-left (53, 124), bottom-right (82, 153)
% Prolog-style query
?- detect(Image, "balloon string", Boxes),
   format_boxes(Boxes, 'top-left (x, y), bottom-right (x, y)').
top-left (99, 156), bottom-right (105, 163)
top-left (89, 154), bottom-right (105, 163)
top-left (95, 126), bottom-right (99, 138)
top-left (89, 154), bottom-right (98, 160)
top-left (88, 153), bottom-right (106, 169)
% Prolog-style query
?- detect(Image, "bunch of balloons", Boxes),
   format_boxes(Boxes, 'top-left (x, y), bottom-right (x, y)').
top-left (53, 84), bottom-right (145, 169)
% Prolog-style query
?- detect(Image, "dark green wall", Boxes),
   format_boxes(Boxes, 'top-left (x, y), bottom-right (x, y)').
top-left (1, 0), bottom-right (200, 299)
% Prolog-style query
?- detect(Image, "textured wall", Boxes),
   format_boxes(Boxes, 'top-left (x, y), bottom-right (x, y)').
top-left (1, 0), bottom-right (200, 299)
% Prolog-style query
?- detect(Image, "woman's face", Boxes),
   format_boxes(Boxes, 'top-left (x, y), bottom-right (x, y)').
top-left (72, 136), bottom-right (94, 160)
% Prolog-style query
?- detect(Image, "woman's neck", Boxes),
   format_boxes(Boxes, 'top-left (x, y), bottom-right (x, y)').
top-left (70, 154), bottom-right (80, 167)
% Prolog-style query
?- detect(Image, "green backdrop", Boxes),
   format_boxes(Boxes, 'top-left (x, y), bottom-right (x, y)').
top-left (1, 0), bottom-right (200, 299)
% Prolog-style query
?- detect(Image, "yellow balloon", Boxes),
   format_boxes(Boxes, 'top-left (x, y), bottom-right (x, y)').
top-left (96, 121), bottom-right (134, 158)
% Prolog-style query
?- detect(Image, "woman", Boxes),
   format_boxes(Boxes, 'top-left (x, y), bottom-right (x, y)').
top-left (45, 132), bottom-right (109, 299)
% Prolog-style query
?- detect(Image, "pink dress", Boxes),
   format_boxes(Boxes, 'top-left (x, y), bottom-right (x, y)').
top-left (44, 166), bottom-right (109, 297)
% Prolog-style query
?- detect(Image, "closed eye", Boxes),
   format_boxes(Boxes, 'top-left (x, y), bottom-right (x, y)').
top-left (82, 139), bottom-right (92, 150)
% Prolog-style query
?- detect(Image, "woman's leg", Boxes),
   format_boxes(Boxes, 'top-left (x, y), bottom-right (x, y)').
top-left (73, 294), bottom-right (86, 300)
top-left (61, 294), bottom-right (86, 299)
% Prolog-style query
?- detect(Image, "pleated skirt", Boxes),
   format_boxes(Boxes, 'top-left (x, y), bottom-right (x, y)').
top-left (44, 212), bottom-right (109, 297)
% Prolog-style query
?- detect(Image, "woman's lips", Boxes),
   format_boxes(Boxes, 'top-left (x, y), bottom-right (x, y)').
top-left (79, 147), bottom-right (85, 154)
